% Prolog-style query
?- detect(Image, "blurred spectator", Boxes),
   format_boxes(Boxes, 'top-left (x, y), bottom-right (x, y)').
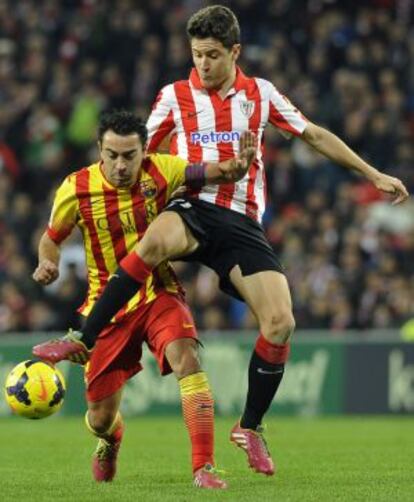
top-left (0, 0), bottom-right (413, 334)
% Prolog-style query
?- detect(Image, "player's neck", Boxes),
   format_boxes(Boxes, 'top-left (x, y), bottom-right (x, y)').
top-left (216, 66), bottom-right (237, 99)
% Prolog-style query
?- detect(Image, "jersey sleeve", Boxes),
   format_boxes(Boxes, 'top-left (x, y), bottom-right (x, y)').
top-left (267, 82), bottom-right (308, 138)
top-left (151, 154), bottom-right (188, 198)
top-left (146, 84), bottom-right (176, 153)
top-left (47, 174), bottom-right (79, 244)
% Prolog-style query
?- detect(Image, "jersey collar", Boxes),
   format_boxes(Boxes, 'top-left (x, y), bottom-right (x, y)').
top-left (189, 66), bottom-right (249, 94)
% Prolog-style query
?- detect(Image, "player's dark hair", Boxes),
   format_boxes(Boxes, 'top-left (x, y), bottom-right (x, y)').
top-left (98, 109), bottom-right (148, 145)
top-left (187, 5), bottom-right (240, 49)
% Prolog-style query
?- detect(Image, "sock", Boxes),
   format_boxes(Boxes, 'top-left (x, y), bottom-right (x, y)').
top-left (179, 371), bottom-right (214, 473)
top-left (240, 334), bottom-right (290, 430)
top-left (81, 252), bottom-right (152, 349)
top-left (85, 411), bottom-right (123, 444)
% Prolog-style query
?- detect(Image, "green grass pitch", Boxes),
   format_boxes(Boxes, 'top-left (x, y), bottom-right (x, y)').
top-left (1, 416), bottom-right (413, 501)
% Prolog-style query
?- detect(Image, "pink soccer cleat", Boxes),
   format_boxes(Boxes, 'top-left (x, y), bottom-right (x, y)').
top-left (92, 423), bottom-right (124, 482)
top-left (193, 464), bottom-right (228, 489)
top-left (230, 422), bottom-right (275, 476)
top-left (33, 330), bottom-right (90, 365)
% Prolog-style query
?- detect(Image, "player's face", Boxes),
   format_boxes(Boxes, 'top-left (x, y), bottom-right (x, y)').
top-left (191, 37), bottom-right (240, 90)
top-left (99, 130), bottom-right (145, 188)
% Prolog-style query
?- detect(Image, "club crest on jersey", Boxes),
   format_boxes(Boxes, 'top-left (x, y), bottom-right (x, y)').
top-left (139, 179), bottom-right (158, 198)
top-left (240, 100), bottom-right (255, 118)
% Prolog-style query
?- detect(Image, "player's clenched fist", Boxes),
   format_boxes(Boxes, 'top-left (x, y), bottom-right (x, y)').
top-left (32, 259), bottom-right (59, 285)
top-left (371, 172), bottom-right (409, 205)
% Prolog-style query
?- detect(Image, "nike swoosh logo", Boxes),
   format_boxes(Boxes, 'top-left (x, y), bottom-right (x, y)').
top-left (183, 323), bottom-right (194, 329)
top-left (199, 403), bottom-right (212, 409)
top-left (187, 109), bottom-right (203, 118)
top-left (38, 375), bottom-right (48, 401)
top-left (257, 368), bottom-right (284, 375)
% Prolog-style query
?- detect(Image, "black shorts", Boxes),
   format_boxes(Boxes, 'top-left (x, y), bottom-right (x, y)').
top-left (163, 197), bottom-right (284, 300)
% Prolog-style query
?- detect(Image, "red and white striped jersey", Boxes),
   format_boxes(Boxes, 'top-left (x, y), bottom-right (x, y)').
top-left (146, 67), bottom-right (308, 222)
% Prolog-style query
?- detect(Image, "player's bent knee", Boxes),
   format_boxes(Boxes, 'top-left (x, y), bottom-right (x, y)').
top-left (139, 228), bottom-right (189, 266)
top-left (138, 232), bottom-right (172, 265)
top-left (166, 340), bottom-right (201, 379)
top-left (138, 212), bottom-right (193, 265)
top-left (88, 408), bottom-right (117, 434)
top-left (171, 351), bottom-right (201, 379)
top-left (174, 360), bottom-right (201, 380)
top-left (261, 310), bottom-right (296, 344)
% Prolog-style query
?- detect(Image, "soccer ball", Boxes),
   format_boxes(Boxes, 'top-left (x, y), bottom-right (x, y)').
top-left (4, 360), bottom-right (66, 419)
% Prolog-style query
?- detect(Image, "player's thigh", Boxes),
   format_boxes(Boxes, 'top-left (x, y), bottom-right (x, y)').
top-left (87, 388), bottom-right (123, 431)
top-left (145, 293), bottom-right (199, 378)
top-left (137, 211), bottom-right (199, 266)
top-left (85, 311), bottom-right (147, 419)
top-left (164, 338), bottom-right (201, 379)
top-left (230, 267), bottom-right (295, 341)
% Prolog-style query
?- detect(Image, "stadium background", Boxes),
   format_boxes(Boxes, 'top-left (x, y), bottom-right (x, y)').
top-left (1, 3), bottom-right (414, 500)
top-left (1, 0), bottom-right (414, 334)
top-left (0, 0), bottom-right (414, 418)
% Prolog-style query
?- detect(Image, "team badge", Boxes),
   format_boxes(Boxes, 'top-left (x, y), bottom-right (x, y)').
top-left (139, 179), bottom-right (158, 198)
top-left (239, 100), bottom-right (255, 118)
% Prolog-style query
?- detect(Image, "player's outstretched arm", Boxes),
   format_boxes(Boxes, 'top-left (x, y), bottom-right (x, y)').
top-left (32, 233), bottom-right (60, 285)
top-left (301, 122), bottom-right (409, 205)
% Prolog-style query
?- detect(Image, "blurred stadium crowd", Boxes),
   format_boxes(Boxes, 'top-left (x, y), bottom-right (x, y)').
top-left (0, 0), bottom-right (413, 334)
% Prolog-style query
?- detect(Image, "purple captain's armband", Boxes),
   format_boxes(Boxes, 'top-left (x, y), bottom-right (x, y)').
top-left (184, 162), bottom-right (207, 188)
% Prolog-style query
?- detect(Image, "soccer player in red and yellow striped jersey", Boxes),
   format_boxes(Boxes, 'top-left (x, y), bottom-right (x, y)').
top-left (47, 143), bottom-right (189, 321)
top-left (33, 110), bottom-right (256, 489)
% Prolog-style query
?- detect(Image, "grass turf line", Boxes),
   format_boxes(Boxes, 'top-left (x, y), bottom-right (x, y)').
top-left (1, 416), bottom-right (413, 501)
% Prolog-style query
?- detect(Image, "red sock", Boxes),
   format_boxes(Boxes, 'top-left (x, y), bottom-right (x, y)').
top-left (120, 252), bottom-right (152, 283)
top-left (255, 333), bottom-right (290, 364)
top-left (179, 372), bottom-right (214, 472)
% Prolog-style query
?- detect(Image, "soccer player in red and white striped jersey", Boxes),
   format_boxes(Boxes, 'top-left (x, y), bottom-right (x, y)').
top-left (147, 54), bottom-right (307, 223)
top-left (37, 6), bottom-right (408, 477)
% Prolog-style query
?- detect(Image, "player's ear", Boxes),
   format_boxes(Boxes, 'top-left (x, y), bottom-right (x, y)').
top-left (232, 44), bottom-right (241, 62)
top-left (97, 140), bottom-right (102, 152)
top-left (140, 139), bottom-right (147, 153)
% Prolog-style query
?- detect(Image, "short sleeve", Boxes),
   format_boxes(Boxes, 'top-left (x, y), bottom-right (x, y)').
top-left (150, 154), bottom-right (188, 199)
top-left (47, 174), bottom-right (79, 244)
top-left (146, 85), bottom-right (176, 153)
top-left (267, 82), bottom-right (308, 138)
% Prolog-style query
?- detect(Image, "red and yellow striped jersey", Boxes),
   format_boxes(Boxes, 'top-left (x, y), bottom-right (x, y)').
top-left (47, 153), bottom-right (188, 320)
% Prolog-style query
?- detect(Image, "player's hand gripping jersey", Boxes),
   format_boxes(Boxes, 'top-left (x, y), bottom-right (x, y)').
top-left (147, 67), bottom-right (308, 222)
top-left (47, 154), bottom-right (189, 321)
